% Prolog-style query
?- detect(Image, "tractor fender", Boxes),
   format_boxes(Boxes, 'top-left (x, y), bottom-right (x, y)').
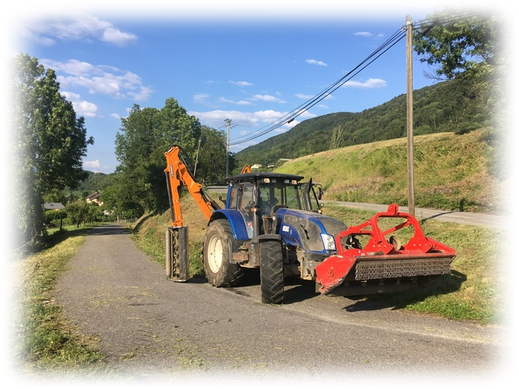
top-left (210, 209), bottom-right (249, 240)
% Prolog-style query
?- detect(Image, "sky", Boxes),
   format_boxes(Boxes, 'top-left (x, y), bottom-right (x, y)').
top-left (2, 1), bottom-right (519, 384)
top-left (4, 2), bottom-right (461, 175)
top-left (2, 1), bottom-right (515, 176)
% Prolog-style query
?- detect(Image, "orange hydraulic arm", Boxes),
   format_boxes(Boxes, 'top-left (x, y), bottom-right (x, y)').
top-left (164, 145), bottom-right (220, 227)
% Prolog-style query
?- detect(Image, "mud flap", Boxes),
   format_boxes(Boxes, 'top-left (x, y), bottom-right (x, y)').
top-left (166, 226), bottom-right (189, 282)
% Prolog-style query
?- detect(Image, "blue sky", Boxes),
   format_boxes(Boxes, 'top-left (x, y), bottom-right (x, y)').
top-left (5, 1), bottom-right (508, 174)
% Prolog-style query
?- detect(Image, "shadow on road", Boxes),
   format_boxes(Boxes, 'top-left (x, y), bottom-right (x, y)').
top-left (283, 279), bottom-right (320, 304)
top-left (421, 211), bottom-right (455, 222)
top-left (87, 224), bottom-right (130, 236)
top-left (341, 270), bottom-right (467, 312)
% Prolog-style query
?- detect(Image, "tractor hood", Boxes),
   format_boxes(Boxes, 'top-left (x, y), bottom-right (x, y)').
top-left (275, 208), bottom-right (347, 254)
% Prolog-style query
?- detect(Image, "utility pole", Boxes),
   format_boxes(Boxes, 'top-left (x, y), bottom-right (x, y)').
top-left (406, 14), bottom-right (415, 216)
top-left (224, 118), bottom-right (232, 177)
top-left (193, 137), bottom-right (202, 177)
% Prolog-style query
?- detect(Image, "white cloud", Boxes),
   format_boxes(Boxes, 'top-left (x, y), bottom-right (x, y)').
top-left (250, 94), bottom-right (286, 103)
top-left (23, 13), bottom-right (137, 47)
top-left (229, 80), bottom-right (253, 87)
top-left (306, 59), bottom-right (328, 66)
top-left (218, 97), bottom-right (251, 105)
top-left (189, 108), bottom-right (317, 152)
top-left (83, 160), bottom-right (100, 170)
top-left (41, 59), bottom-right (152, 102)
top-left (354, 31), bottom-right (384, 38)
top-left (189, 109), bottom-right (315, 132)
top-left (194, 93), bottom-right (210, 103)
top-left (60, 91), bottom-right (98, 117)
top-left (354, 31), bottom-right (373, 37)
top-left (189, 110), bottom-right (263, 128)
top-left (127, 85), bottom-right (153, 102)
top-left (343, 78), bottom-right (387, 89)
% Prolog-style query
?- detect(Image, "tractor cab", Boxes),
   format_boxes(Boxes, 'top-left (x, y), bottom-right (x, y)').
top-left (225, 172), bottom-right (322, 238)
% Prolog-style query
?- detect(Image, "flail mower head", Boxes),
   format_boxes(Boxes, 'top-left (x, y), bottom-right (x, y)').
top-left (315, 204), bottom-right (457, 295)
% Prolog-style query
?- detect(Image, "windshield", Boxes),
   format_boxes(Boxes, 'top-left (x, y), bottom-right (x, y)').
top-left (258, 181), bottom-right (302, 215)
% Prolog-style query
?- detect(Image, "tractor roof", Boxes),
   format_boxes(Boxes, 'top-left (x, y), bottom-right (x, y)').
top-left (225, 172), bottom-right (304, 183)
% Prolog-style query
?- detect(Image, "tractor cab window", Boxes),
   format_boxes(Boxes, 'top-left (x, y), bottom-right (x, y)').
top-left (240, 182), bottom-right (254, 211)
top-left (229, 181), bottom-right (254, 211)
top-left (258, 178), bottom-right (302, 214)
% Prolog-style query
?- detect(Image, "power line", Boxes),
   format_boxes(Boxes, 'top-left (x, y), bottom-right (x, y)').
top-left (229, 12), bottom-right (487, 147)
top-left (229, 26), bottom-right (407, 146)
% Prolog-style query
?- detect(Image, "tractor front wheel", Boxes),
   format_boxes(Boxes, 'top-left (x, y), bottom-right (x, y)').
top-left (204, 219), bottom-right (244, 287)
top-left (260, 239), bottom-right (284, 304)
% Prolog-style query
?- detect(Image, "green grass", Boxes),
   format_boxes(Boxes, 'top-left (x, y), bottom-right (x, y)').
top-left (276, 129), bottom-right (501, 213)
top-left (15, 227), bottom-right (111, 376)
top-left (131, 197), bottom-right (207, 279)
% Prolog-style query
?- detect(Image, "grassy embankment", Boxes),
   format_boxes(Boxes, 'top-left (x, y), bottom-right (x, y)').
top-left (276, 129), bottom-right (503, 213)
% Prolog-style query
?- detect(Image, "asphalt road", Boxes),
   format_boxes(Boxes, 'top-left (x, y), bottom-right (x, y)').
top-left (322, 201), bottom-right (510, 230)
top-left (53, 223), bottom-right (508, 385)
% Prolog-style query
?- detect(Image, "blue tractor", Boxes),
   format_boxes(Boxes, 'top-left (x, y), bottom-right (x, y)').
top-left (165, 146), bottom-right (456, 304)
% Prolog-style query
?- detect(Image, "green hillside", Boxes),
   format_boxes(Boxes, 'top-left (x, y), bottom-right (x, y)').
top-left (236, 75), bottom-right (492, 168)
top-left (275, 129), bottom-right (503, 213)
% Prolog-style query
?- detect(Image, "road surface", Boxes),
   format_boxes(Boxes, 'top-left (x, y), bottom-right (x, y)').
top-left (323, 201), bottom-right (509, 230)
top-left (52, 224), bottom-right (508, 385)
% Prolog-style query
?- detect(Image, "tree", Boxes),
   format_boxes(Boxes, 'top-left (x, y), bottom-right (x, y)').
top-left (65, 200), bottom-right (91, 228)
top-left (413, 11), bottom-right (500, 80)
top-left (99, 179), bottom-right (144, 221)
top-left (11, 53), bottom-right (94, 244)
top-left (114, 98), bottom-right (201, 213)
top-left (413, 9), bottom-right (504, 139)
top-left (195, 126), bottom-right (232, 184)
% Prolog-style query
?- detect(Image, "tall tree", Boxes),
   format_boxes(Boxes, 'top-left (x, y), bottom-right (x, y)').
top-left (195, 126), bottom-right (232, 184)
top-left (11, 53), bottom-right (94, 244)
top-left (114, 98), bottom-right (201, 213)
top-left (413, 11), bottom-right (500, 80)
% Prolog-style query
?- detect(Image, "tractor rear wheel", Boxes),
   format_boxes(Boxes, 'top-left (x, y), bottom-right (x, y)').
top-left (204, 219), bottom-right (244, 287)
top-left (260, 239), bottom-right (284, 304)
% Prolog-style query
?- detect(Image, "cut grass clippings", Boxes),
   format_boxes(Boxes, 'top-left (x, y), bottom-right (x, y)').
top-left (14, 228), bottom-right (111, 377)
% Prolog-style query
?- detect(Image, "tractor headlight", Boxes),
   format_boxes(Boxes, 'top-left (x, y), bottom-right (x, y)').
top-left (321, 233), bottom-right (336, 251)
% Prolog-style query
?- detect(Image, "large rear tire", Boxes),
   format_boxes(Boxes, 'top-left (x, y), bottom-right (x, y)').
top-left (260, 239), bottom-right (284, 304)
top-left (204, 219), bottom-right (244, 287)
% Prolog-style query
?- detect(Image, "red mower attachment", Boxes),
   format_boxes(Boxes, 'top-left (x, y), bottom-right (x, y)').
top-left (315, 204), bottom-right (456, 295)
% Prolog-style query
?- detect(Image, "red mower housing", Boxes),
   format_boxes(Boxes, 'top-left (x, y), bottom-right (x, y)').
top-left (315, 204), bottom-right (457, 295)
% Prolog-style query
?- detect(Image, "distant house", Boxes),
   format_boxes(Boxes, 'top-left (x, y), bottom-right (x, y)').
top-left (43, 202), bottom-right (64, 211)
top-left (43, 202), bottom-right (65, 229)
top-left (86, 191), bottom-right (103, 206)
